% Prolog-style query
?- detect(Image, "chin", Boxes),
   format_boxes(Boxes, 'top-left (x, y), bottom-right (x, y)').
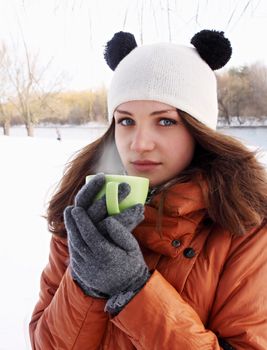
top-left (144, 175), bottom-right (164, 188)
top-left (148, 178), bottom-right (160, 188)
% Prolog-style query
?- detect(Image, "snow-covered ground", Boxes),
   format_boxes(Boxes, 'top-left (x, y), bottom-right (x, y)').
top-left (0, 136), bottom-right (89, 350)
top-left (0, 134), bottom-right (266, 350)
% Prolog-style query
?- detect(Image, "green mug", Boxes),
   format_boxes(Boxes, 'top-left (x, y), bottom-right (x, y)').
top-left (86, 174), bottom-right (149, 215)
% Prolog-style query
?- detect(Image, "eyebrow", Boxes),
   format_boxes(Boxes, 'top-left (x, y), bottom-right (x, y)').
top-left (115, 108), bottom-right (177, 116)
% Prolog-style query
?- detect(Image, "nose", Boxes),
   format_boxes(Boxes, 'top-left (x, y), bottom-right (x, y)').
top-left (130, 127), bottom-right (155, 153)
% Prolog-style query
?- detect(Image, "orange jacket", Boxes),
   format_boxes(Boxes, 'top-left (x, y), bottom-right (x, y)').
top-left (29, 181), bottom-right (267, 349)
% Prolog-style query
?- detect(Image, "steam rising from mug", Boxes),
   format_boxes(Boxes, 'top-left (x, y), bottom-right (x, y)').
top-left (93, 137), bottom-right (125, 175)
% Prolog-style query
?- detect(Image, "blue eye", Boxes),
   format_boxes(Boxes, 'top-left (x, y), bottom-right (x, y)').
top-left (159, 118), bottom-right (177, 126)
top-left (117, 118), bottom-right (134, 126)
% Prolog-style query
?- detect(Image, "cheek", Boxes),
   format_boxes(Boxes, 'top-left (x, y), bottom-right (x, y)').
top-left (184, 134), bottom-right (195, 155)
top-left (170, 133), bottom-right (195, 165)
top-left (115, 129), bottom-right (126, 159)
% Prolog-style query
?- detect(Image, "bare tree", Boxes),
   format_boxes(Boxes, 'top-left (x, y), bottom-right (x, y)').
top-left (0, 43), bottom-right (12, 135)
top-left (217, 73), bottom-right (231, 125)
top-left (166, 0), bottom-right (172, 42)
top-left (217, 63), bottom-right (267, 125)
top-left (138, 0), bottom-right (145, 44)
top-left (3, 37), bottom-right (64, 136)
top-left (246, 62), bottom-right (267, 118)
top-left (217, 67), bottom-right (250, 124)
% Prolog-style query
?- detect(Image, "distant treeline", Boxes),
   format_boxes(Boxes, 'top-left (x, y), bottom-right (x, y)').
top-left (1, 62), bottom-right (267, 136)
top-left (217, 62), bottom-right (267, 125)
top-left (0, 88), bottom-right (108, 136)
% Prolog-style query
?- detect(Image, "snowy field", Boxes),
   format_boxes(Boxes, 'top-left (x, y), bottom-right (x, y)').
top-left (0, 136), bottom-right (90, 350)
top-left (0, 132), bottom-right (266, 350)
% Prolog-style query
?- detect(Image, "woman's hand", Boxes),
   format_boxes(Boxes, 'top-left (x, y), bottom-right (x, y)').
top-left (64, 173), bottom-right (150, 299)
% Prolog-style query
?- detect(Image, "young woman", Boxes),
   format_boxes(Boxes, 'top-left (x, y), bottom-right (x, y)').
top-left (29, 30), bottom-right (267, 349)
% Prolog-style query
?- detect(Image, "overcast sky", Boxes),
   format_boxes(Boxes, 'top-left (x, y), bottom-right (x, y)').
top-left (0, 0), bottom-right (266, 90)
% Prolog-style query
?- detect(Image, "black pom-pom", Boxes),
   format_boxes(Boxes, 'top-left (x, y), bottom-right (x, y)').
top-left (104, 31), bottom-right (137, 71)
top-left (191, 30), bottom-right (232, 70)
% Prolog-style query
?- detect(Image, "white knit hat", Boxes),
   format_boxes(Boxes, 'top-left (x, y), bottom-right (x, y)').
top-left (104, 30), bottom-right (232, 130)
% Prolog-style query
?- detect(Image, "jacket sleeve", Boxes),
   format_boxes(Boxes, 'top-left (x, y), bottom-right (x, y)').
top-left (29, 235), bottom-right (109, 350)
top-left (111, 223), bottom-right (267, 350)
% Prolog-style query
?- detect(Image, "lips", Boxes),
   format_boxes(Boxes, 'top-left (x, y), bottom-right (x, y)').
top-left (131, 160), bottom-right (161, 172)
top-left (131, 160), bottom-right (161, 165)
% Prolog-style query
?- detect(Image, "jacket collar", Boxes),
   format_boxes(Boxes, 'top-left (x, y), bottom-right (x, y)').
top-left (133, 180), bottom-right (208, 257)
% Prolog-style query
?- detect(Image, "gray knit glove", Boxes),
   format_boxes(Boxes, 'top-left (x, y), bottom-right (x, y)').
top-left (64, 173), bottom-right (150, 304)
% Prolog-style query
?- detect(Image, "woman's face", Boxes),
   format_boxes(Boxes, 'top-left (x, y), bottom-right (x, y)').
top-left (114, 100), bottom-right (195, 187)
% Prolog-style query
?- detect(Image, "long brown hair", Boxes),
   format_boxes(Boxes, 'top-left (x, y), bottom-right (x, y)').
top-left (47, 113), bottom-right (267, 237)
top-left (46, 120), bottom-right (116, 237)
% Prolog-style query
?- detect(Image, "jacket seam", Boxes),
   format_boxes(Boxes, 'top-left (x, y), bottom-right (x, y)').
top-left (70, 300), bottom-right (96, 350)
